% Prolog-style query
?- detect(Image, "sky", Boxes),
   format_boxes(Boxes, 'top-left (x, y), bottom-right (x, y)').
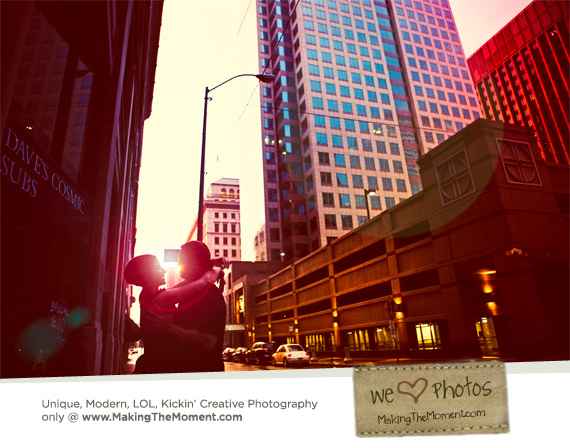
top-left (135, 0), bottom-right (535, 264)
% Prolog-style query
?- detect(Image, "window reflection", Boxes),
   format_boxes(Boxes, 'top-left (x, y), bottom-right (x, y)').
top-left (62, 59), bottom-right (93, 181)
top-left (10, 6), bottom-right (93, 184)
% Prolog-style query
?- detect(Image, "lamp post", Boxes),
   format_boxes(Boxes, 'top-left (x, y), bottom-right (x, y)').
top-left (364, 188), bottom-right (376, 220)
top-left (197, 73), bottom-right (275, 242)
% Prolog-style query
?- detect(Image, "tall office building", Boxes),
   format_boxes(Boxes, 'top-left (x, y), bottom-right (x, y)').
top-left (468, 0), bottom-right (569, 165)
top-left (188, 178), bottom-right (242, 261)
top-left (256, 0), bottom-right (482, 263)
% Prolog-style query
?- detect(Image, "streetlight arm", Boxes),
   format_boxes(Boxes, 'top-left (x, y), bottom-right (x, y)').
top-left (208, 73), bottom-right (274, 93)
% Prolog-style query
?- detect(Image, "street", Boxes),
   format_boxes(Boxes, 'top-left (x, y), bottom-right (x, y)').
top-left (223, 360), bottom-right (324, 372)
top-left (125, 352), bottom-right (336, 374)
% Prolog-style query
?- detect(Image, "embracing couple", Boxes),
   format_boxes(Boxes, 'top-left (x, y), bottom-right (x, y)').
top-left (124, 241), bottom-right (229, 374)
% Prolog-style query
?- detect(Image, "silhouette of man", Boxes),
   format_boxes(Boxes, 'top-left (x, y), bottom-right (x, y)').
top-left (170, 241), bottom-right (227, 373)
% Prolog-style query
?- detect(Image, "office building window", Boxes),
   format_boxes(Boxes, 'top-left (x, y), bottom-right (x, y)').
top-left (337, 173), bottom-right (349, 187)
top-left (316, 132), bottom-right (328, 145)
top-left (324, 214), bottom-right (337, 228)
top-left (318, 152), bottom-right (330, 164)
top-left (323, 192), bottom-right (335, 206)
top-left (321, 171), bottom-right (333, 185)
top-left (347, 137), bottom-right (358, 150)
top-left (334, 154), bottom-right (346, 167)
top-left (355, 195), bottom-right (366, 208)
top-left (389, 143), bottom-right (400, 155)
top-left (341, 215), bottom-right (353, 229)
top-left (370, 196), bottom-right (381, 209)
top-left (350, 155), bottom-right (361, 168)
top-left (270, 228), bottom-right (280, 242)
top-left (332, 135), bottom-right (344, 147)
top-left (367, 176), bottom-right (378, 189)
top-left (352, 174), bottom-right (364, 188)
top-left (376, 141), bottom-right (387, 153)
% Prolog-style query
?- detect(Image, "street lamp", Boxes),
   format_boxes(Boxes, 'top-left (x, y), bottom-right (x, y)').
top-left (197, 73), bottom-right (276, 242)
top-left (364, 188), bottom-right (376, 220)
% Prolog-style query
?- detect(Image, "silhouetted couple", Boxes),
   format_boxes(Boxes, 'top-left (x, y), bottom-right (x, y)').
top-left (124, 241), bottom-right (229, 374)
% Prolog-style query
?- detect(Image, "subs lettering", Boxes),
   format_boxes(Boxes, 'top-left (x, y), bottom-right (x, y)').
top-left (2, 127), bottom-right (86, 214)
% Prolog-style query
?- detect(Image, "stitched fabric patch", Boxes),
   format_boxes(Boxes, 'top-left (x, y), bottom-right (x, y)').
top-left (353, 360), bottom-right (509, 437)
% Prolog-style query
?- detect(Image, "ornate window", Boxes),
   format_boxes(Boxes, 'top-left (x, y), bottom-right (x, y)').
top-left (497, 139), bottom-right (541, 185)
top-left (435, 149), bottom-right (475, 206)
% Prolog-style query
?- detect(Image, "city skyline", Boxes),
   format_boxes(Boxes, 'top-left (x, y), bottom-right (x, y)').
top-left (134, 0), bottom-right (534, 264)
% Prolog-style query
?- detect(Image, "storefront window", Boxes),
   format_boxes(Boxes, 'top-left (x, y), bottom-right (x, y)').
top-left (374, 326), bottom-right (398, 350)
top-left (343, 327), bottom-right (399, 350)
top-left (415, 323), bottom-right (442, 349)
top-left (476, 317), bottom-right (500, 356)
top-left (9, 6), bottom-right (93, 184)
top-left (305, 333), bottom-right (335, 351)
top-left (346, 329), bottom-right (371, 350)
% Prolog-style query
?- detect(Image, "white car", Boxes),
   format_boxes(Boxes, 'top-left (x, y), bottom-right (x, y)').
top-left (272, 344), bottom-right (311, 367)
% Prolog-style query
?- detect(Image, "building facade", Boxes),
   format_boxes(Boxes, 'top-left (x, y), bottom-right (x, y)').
top-left (244, 119), bottom-right (569, 362)
top-left (188, 178), bottom-right (242, 261)
top-left (222, 261), bottom-right (285, 348)
top-left (468, 0), bottom-right (569, 166)
top-left (255, 0), bottom-right (483, 263)
top-left (253, 224), bottom-right (268, 261)
top-left (1, 0), bottom-right (163, 377)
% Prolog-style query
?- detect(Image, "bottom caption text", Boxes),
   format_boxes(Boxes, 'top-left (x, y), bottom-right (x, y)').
top-left (40, 398), bottom-right (318, 424)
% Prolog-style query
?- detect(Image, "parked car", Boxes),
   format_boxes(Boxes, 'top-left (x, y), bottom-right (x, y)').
top-left (231, 347), bottom-right (248, 363)
top-left (245, 341), bottom-right (277, 365)
top-left (272, 344), bottom-right (311, 367)
top-left (222, 347), bottom-right (236, 362)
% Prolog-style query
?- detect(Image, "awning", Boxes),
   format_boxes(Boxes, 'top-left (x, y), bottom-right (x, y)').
top-left (225, 324), bottom-right (246, 332)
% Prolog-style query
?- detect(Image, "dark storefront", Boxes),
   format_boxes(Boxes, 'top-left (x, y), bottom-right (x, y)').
top-left (1, 1), bottom-right (163, 377)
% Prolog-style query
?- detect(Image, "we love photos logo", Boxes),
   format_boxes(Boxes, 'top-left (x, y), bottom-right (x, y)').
top-left (353, 361), bottom-right (509, 437)
top-left (396, 378), bottom-right (428, 403)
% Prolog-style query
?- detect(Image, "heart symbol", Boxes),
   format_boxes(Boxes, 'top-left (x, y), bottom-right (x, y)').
top-left (397, 378), bottom-right (428, 404)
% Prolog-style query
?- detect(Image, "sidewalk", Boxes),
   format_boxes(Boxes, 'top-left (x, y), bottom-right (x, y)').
top-left (307, 354), bottom-right (566, 368)
top-left (308, 356), bottom-right (450, 369)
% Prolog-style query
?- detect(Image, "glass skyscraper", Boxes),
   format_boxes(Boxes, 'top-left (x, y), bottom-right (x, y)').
top-left (468, 0), bottom-right (569, 165)
top-left (255, 0), bottom-right (482, 263)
